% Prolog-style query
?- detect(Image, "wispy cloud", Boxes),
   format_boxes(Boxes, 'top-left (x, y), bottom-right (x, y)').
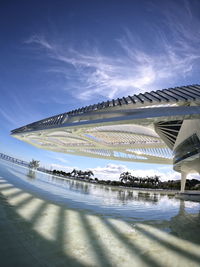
top-left (25, 0), bottom-right (200, 101)
top-left (0, 93), bottom-right (44, 128)
top-left (25, 35), bottom-right (53, 50)
top-left (0, 108), bottom-right (17, 127)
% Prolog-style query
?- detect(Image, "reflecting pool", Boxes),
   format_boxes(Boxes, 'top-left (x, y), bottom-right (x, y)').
top-left (0, 159), bottom-right (200, 267)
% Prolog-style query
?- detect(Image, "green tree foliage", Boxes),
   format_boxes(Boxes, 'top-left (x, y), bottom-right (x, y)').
top-left (47, 166), bottom-right (200, 190)
top-left (29, 159), bottom-right (40, 169)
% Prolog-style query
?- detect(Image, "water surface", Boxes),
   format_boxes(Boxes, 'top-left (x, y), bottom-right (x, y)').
top-left (0, 159), bottom-right (200, 267)
top-left (0, 159), bottom-right (199, 223)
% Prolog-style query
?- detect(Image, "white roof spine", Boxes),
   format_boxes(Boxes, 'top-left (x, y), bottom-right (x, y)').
top-left (11, 84), bottom-right (200, 134)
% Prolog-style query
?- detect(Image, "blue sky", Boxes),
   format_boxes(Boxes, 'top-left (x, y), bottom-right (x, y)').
top-left (0, 0), bottom-right (200, 180)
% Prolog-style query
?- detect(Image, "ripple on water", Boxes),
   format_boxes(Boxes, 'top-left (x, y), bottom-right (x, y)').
top-left (0, 160), bottom-right (199, 223)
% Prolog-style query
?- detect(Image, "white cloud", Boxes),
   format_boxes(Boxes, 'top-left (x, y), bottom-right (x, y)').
top-left (0, 92), bottom-right (45, 128)
top-left (48, 163), bottom-right (75, 173)
top-left (48, 156), bottom-right (69, 164)
top-left (25, 35), bottom-right (53, 50)
top-left (91, 163), bottom-right (128, 181)
top-left (25, 1), bottom-right (200, 102)
top-left (41, 160), bottom-right (200, 181)
top-left (91, 164), bottom-right (200, 182)
top-left (0, 108), bottom-right (18, 126)
top-left (92, 164), bottom-right (181, 182)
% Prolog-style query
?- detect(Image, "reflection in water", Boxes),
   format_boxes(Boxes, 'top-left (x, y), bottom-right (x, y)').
top-left (170, 200), bottom-right (200, 245)
top-left (51, 175), bottom-right (162, 205)
top-left (51, 175), bottom-right (90, 194)
top-left (0, 160), bottom-right (200, 266)
top-left (67, 179), bottom-right (89, 195)
top-left (0, 176), bottom-right (200, 267)
top-left (26, 169), bottom-right (36, 180)
top-left (0, 160), bottom-right (199, 222)
top-left (116, 190), bottom-right (159, 204)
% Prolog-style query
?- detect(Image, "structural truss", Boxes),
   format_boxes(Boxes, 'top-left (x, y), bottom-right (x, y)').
top-left (11, 84), bottom-right (200, 171)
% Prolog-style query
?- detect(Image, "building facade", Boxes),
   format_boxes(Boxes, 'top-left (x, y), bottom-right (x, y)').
top-left (11, 84), bottom-right (200, 192)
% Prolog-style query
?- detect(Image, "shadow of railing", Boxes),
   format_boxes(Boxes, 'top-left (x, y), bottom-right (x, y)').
top-left (135, 224), bottom-right (200, 264)
top-left (79, 213), bottom-right (113, 267)
top-left (99, 216), bottom-right (161, 267)
top-left (0, 192), bottom-right (86, 266)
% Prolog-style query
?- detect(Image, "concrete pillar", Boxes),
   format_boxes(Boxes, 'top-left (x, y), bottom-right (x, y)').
top-left (180, 172), bottom-right (187, 193)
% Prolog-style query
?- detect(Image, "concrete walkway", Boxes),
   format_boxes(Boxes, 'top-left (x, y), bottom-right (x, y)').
top-left (0, 178), bottom-right (200, 267)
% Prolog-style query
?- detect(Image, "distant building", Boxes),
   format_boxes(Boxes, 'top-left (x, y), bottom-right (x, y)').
top-left (11, 85), bottom-right (200, 192)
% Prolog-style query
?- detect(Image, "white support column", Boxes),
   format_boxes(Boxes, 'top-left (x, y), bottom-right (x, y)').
top-left (180, 172), bottom-right (187, 193)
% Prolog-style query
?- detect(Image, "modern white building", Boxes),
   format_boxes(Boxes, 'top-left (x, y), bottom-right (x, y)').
top-left (11, 84), bottom-right (200, 192)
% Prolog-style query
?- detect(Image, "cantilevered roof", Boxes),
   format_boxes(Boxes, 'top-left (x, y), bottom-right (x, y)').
top-left (11, 84), bottom-right (200, 164)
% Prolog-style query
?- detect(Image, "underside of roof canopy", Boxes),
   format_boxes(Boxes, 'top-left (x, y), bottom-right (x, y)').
top-left (11, 84), bottom-right (200, 166)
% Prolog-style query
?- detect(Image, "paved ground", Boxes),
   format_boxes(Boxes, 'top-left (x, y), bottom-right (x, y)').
top-left (0, 178), bottom-right (200, 267)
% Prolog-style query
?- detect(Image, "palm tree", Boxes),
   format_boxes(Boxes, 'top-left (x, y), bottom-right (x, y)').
top-left (76, 170), bottom-right (86, 179)
top-left (120, 172), bottom-right (126, 183)
top-left (120, 172), bottom-right (131, 183)
top-left (29, 159), bottom-right (40, 169)
top-left (146, 176), bottom-right (152, 185)
top-left (134, 177), bottom-right (139, 183)
top-left (127, 174), bottom-right (134, 184)
top-left (71, 169), bottom-right (78, 177)
top-left (85, 170), bottom-right (94, 179)
top-left (138, 177), bottom-right (144, 184)
top-left (154, 175), bottom-right (161, 185)
top-left (88, 170), bottom-right (94, 177)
